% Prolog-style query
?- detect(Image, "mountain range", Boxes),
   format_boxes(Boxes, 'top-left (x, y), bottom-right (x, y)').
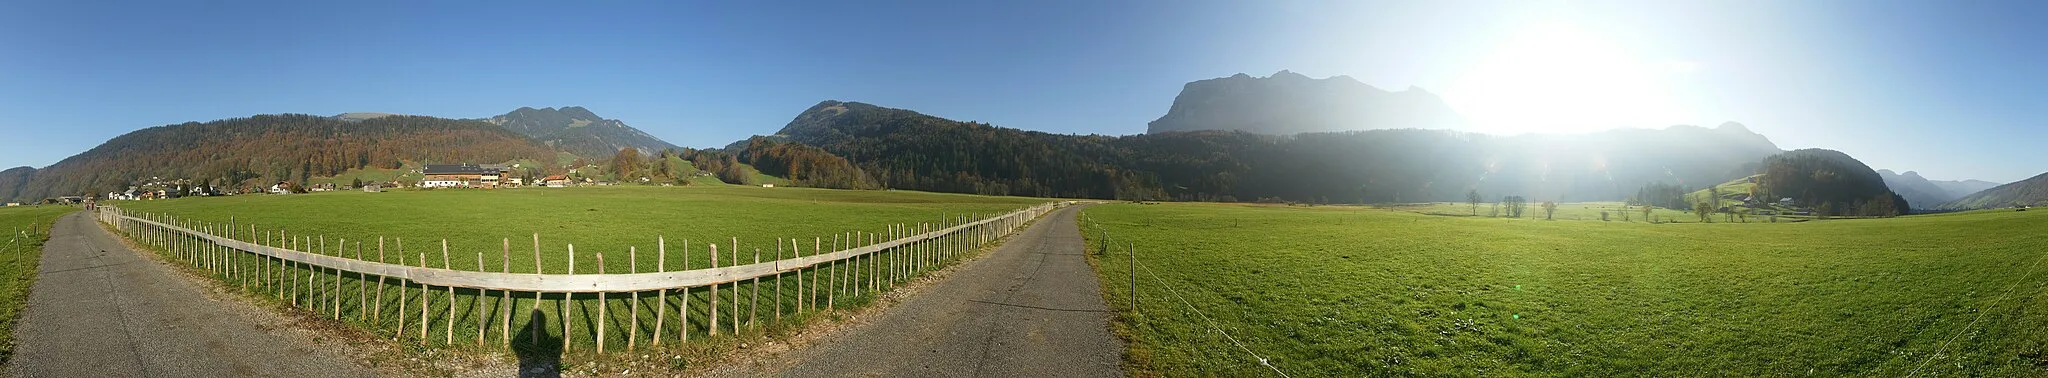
top-left (764, 100), bottom-right (1787, 203)
top-left (1876, 170), bottom-right (2002, 210)
top-left (1148, 70), bottom-right (1464, 134)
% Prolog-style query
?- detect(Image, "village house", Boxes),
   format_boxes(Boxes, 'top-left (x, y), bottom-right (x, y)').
top-left (4, 202), bottom-right (19, 207)
top-left (542, 175), bottom-right (571, 188)
top-left (421, 164), bottom-right (507, 188)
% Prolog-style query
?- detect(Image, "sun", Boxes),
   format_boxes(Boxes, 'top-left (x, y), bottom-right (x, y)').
top-left (1445, 24), bottom-right (1693, 135)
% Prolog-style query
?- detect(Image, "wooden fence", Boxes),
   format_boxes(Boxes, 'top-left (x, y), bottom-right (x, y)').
top-left (94, 201), bottom-right (1064, 353)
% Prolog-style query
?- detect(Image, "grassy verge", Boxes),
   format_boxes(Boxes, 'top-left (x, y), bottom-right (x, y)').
top-left (1081, 202), bottom-right (2048, 376)
top-left (0, 205), bottom-right (79, 363)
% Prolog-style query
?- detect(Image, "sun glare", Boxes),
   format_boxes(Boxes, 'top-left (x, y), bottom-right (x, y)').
top-left (1446, 24), bottom-right (1694, 135)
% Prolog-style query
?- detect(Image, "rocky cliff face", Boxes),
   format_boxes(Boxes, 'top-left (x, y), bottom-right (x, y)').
top-left (1146, 70), bottom-right (1463, 134)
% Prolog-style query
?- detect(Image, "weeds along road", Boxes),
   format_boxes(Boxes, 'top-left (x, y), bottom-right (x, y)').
top-left (713, 205), bottom-right (1124, 377)
top-left (8, 212), bottom-right (373, 378)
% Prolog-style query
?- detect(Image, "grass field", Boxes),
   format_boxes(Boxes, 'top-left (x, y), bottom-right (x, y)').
top-left (1080, 203), bottom-right (2048, 376)
top-left (105, 185), bottom-right (1046, 367)
top-left (1388, 201), bottom-right (1802, 223)
top-left (0, 205), bottom-right (78, 363)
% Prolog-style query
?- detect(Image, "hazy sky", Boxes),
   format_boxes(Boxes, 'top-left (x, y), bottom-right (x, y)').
top-left (3, 1), bottom-right (2043, 182)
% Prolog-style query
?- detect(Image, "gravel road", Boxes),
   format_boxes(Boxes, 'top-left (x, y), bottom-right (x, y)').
top-left (7, 212), bottom-right (375, 378)
top-left (710, 205), bottom-right (1124, 377)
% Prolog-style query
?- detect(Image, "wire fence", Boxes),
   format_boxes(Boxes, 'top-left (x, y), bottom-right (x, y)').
top-left (1082, 214), bottom-right (1292, 377)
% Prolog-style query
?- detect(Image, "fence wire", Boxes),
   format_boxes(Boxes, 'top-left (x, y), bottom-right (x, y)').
top-left (1086, 215), bottom-right (1291, 377)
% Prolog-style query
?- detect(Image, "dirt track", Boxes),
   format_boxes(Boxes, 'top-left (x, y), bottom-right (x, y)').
top-left (708, 205), bottom-right (1124, 377)
top-left (7, 212), bottom-right (374, 378)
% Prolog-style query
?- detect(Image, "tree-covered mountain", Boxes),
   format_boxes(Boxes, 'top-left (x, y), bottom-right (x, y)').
top-left (1758, 149), bottom-right (1909, 216)
top-left (1939, 171), bottom-right (2048, 209)
top-left (0, 114), bottom-right (558, 203)
top-left (1147, 70), bottom-right (1464, 134)
top-left (485, 106), bottom-right (676, 158)
top-left (764, 100), bottom-right (1784, 203)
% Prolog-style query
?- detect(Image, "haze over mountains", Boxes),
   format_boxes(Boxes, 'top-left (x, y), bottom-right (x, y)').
top-left (1877, 170), bottom-right (2004, 210)
top-left (0, 71), bottom-right (2024, 213)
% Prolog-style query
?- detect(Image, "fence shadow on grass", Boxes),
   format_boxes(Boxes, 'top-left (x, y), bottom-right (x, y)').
top-left (514, 309), bottom-right (562, 378)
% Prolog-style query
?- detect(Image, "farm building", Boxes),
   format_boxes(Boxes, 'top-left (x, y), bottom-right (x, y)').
top-left (421, 164), bottom-right (507, 188)
top-left (542, 175), bottom-right (571, 188)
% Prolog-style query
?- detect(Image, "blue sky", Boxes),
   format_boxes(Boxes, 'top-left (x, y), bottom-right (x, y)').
top-left (3, 1), bottom-right (2044, 182)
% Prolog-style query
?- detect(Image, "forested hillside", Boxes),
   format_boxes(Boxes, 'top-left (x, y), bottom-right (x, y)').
top-left (0, 114), bottom-right (557, 202)
top-left (1757, 149), bottom-right (1909, 216)
top-left (765, 100), bottom-right (1784, 203)
top-left (1939, 171), bottom-right (2048, 209)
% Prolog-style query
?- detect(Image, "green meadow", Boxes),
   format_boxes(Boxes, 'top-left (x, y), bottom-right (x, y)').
top-left (0, 205), bottom-right (78, 362)
top-left (106, 185), bottom-right (1045, 362)
top-left (1080, 203), bottom-right (2048, 376)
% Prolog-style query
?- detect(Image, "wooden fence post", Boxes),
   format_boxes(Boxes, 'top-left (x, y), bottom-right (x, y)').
top-left (775, 240), bottom-right (783, 321)
top-left (597, 251), bottom-right (606, 354)
top-left (792, 238), bottom-right (804, 313)
top-left (729, 238), bottom-right (738, 334)
top-left (813, 237), bottom-right (821, 309)
top-left (419, 251), bottom-right (428, 342)
top-left (532, 234), bottom-right (542, 346)
top-left (398, 239), bottom-right (408, 338)
top-left (531, 234), bottom-right (542, 345)
top-left (376, 237), bottom-right (385, 322)
top-left (335, 238), bottom-right (344, 319)
top-left (564, 244), bottom-right (574, 352)
top-left (443, 239), bottom-right (453, 346)
top-left (688, 239), bottom-right (696, 343)
top-left (654, 236), bottom-right (666, 346)
top-left (358, 241), bottom-right (367, 321)
top-left (709, 243), bottom-right (718, 337)
top-left (629, 246), bottom-right (638, 350)
top-left (750, 247), bottom-right (759, 327)
top-left (502, 238), bottom-right (511, 346)
top-left (476, 250), bottom-right (485, 346)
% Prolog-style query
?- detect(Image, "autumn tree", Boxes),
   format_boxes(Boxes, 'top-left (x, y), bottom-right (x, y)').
top-left (1540, 201), bottom-right (1558, 220)
top-left (611, 148), bottom-right (644, 181)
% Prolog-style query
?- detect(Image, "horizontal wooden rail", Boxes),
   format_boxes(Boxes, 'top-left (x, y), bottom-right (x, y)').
top-left (101, 202), bottom-right (1062, 293)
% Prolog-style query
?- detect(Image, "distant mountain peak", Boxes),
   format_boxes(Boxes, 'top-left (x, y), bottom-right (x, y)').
top-left (487, 106), bottom-right (676, 157)
top-left (1147, 71), bottom-right (1463, 134)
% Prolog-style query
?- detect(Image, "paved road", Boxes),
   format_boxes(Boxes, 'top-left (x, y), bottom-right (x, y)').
top-left (8, 212), bottom-right (374, 378)
top-left (716, 205), bottom-right (1124, 377)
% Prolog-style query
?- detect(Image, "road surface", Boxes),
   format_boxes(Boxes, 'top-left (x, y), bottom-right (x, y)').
top-left (713, 205), bottom-right (1125, 377)
top-left (8, 212), bottom-right (374, 378)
